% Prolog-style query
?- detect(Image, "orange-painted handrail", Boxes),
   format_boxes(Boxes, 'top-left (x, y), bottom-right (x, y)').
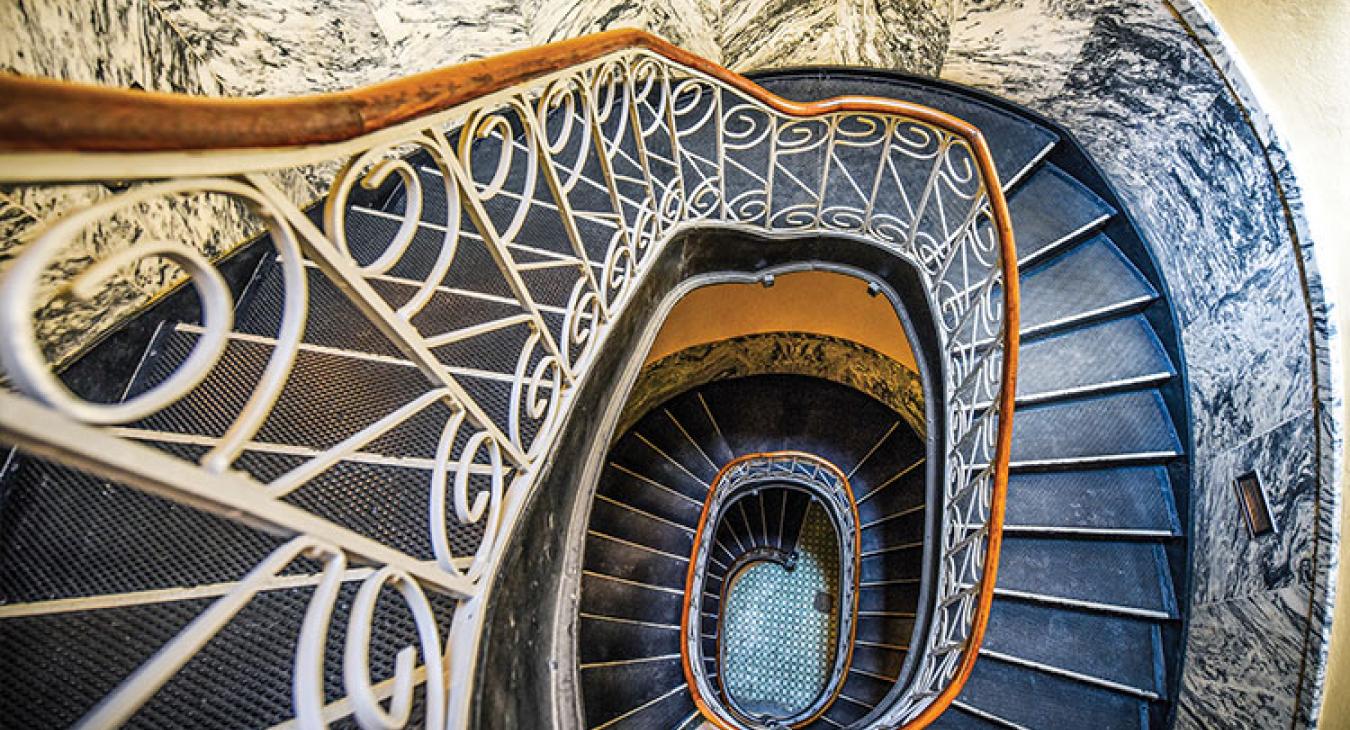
top-left (681, 452), bottom-right (861, 729)
top-left (3, 29), bottom-right (989, 156)
top-left (0, 30), bottom-right (1017, 727)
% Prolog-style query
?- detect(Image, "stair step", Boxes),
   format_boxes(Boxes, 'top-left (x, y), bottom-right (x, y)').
top-left (608, 435), bottom-right (710, 504)
top-left (1016, 315), bottom-right (1174, 403)
top-left (846, 421), bottom-right (926, 505)
top-left (579, 572), bottom-right (683, 624)
top-left (665, 390), bottom-right (737, 466)
top-left (1009, 390), bottom-right (1182, 466)
top-left (749, 70), bottom-right (1059, 185)
top-left (849, 642), bottom-right (907, 678)
top-left (1007, 164), bottom-right (1115, 267)
top-left (981, 599), bottom-right (1164, 697)
top-left (583, 532), bottom-right (688, 591)
top-left (996, 537), bottom-right (1177, 618)
top-left (854, 612), bottom-right (916, 645)
top-left (602, 687), bottom-right (698, 730)
top-left (632, 407), bottom-right (722, 486)
top-left (586, 498), bottom-right (694, 558)
top-left (579, 656), bottom-right (687, 729)
top-left (1004, 466), bottom-right (1180, 536)
top-left (839, 670), bottom-right (892, 709)
top-left (930, 705), bottom-right (1014, 730)
top-left (578, 616), bottom-right (682, 665)
top-left (136, 330), bottom-right (467, 458)
top-left (597, 464), bottom-right (703, 529)
top-left (779, 490), bottom-right (813, 554)
top-left (958, 656), bottom-right (1148, 730)
top-left (860, 502), bottom-right (924, 553)
top-left (1018, 234), bottom-right (1158, 336)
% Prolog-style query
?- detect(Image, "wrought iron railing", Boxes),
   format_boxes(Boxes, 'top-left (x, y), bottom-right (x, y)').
top-left (683, 452), bottom-right (861, 729)
top-left (0, 29), bottom-right (1016, 728)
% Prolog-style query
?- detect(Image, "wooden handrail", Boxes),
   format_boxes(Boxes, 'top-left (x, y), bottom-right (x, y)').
top-left (680, 451), bottom-right (862, 730)
top-left (0, 28), bottom-right (1017, 727)
top-left (0, 29), bottom-right (992, 153)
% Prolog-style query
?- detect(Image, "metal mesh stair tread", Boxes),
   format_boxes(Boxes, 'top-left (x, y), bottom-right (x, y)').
top-left (1017, 235), bottom-right (1158, 335)
top-left (958, 656), bottom-right (1148, 730)
top-left (1004, 467), bottom-right (1179, 534)
top-left (1008, 390), bottom-right (1182, 464)
top-left (996, 537), bottom-right (1176, 617)
top-left (1015, 314), bottom-right (1174, 400)
top-left (981, 598), bottom-right (1164, 696)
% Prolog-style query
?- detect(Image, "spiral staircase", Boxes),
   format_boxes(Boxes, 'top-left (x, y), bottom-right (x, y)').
top-left (0, 32), bottom-right (1188, 730)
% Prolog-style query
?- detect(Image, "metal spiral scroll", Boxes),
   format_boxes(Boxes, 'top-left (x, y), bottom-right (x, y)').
top-left (866, 119), bottom-right (947, 249)
top-left (325, 131), bottom-right (463, 320)
top-left (294, 548), bottom-right (449, 730)
top-left (459, 100), bottom-right (542, 245)
top-left (817, 113), bottom-right (890, 232)
top-left (0, 178), bottom-right (308, 475)
top-left (670, 77), bottom-right (723, 220)
top-left (430, 407), bottom-right (508, 583)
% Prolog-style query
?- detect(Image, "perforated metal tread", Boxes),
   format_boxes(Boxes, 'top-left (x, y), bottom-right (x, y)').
top-left (1015, 314), bottom-right (1174, 402)
top-left (1006, 163), bottom-right (1115, 267)
top-left (981, 598), bottom-right (1164, 696)
top-left (928, 705), bottom-right (1008, 730)
top-left (1017, 234), bottom-right (1158, 336)
top-left (996, 537), bottom-right (1177, 618)
top-left (959, 656), bottom-right (1148, 730)
top-left (1003, 466), bottom-right (1180, 535)
top-left (1009, 390), bottom-right (1182, 466)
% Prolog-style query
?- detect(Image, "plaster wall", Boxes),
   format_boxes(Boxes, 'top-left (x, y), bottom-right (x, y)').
top-left (645, 270), bottom-right (919, 369)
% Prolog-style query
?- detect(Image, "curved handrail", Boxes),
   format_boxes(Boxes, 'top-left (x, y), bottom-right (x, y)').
top-left (681, 452), bottom-right (862, 729)
top-left (0, 29), bottom-right (1017, 729)
top-left (0, 29), bottom-right (991, 155)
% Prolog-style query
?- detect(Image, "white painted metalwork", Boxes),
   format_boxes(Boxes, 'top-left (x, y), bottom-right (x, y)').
top-left (684, 453), bottom-right (860, 729)
top-left (0, 46), bottom-right (1010, 729)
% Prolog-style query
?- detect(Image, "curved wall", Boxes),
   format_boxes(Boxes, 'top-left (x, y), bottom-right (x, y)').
top-left (644, 270), bottom-right (919, 369)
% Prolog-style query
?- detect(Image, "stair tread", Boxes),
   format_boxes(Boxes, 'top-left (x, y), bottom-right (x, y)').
top-left (579, 656), bottom-right (687, 728)
top-left (578, 616), bottom-right (682, 665)
top-left (583, 532), bottom-right (688, 591)
top-left (1016, 314), bottom-right (1174, 401)
top-left (996, 537), bottom-right (1176, 617)
top-left (1018, 234), bottom-right (1158, 335)
top-left (1004, 466), bottom-right (1179, 535)
top-left (930, 705), bottom-right (1011, 730)
top-left (958, 656), bottom-right (1147, 730)
top-left (982, 598), bottom-right (1163, 696)
top-left (1009, 390), bottom-right (1182, 465)
top-left (1006, 164), bottom-right (1115, 266)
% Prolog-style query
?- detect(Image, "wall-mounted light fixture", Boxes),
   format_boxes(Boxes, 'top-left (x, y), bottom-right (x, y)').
top-left (1233, 471), bottom-right (1277, 538)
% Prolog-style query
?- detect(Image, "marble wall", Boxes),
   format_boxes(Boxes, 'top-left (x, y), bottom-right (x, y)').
top-left (619, 331), bottom-right (926, 437)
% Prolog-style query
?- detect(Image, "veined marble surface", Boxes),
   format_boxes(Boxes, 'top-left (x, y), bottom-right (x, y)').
top-left (618, 332), bottom-right (926, 438)
top-left (720, 0), bottom-right (948, 73)
top-left (1175, 583), bottom-right (1311, 729)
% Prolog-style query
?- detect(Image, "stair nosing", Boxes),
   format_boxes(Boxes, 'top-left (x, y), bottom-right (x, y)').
top-left (992, 587), bottom-right (1176, 621)
top-left (978, 649), bottom-right (1161, 701)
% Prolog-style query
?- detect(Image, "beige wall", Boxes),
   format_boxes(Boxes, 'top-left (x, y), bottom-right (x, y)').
top-left (1200, 1), bottom-right (1350, 725)
top-left (645, 270), bottom-right (918, 369)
